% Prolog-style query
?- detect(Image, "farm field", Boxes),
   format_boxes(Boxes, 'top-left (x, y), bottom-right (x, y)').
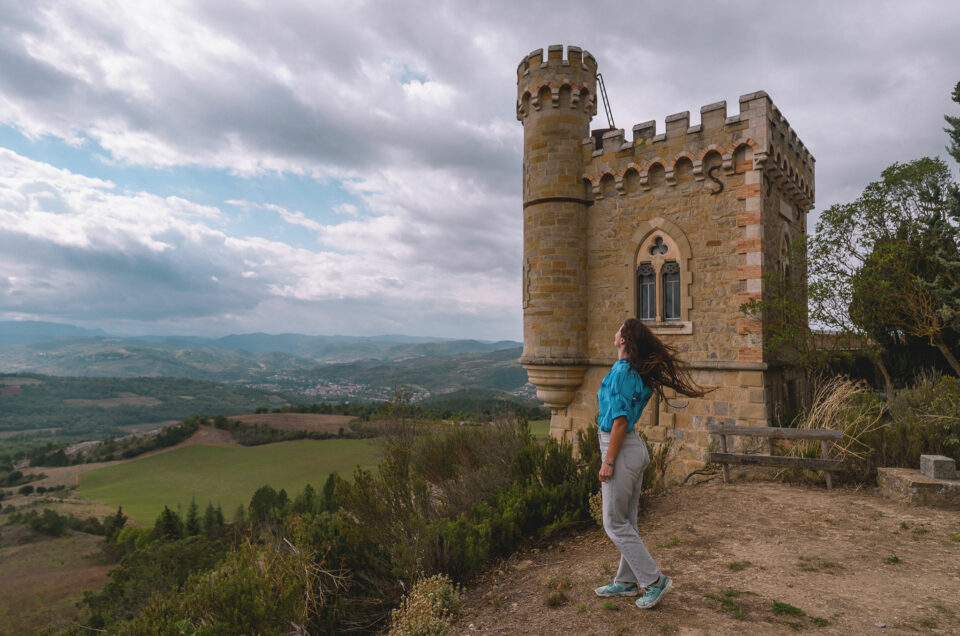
top-left (78, 438), bottom-right (382, 524)
top-left (0, 528), bottom-right (111, 634)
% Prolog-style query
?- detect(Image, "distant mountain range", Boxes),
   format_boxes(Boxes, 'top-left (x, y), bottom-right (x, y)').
top-left (0, 321), bottom-right (529, 400)
top-left (0, 320), bottom-right (108, 346)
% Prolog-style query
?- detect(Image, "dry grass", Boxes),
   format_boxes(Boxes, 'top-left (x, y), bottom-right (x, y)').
top-left (791, 376), bottom-right (885, 462)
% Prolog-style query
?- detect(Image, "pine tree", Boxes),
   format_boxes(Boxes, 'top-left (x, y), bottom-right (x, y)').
top-left (945, 81), bottom-right (960, 163)
top-left (203, 501), bottom-right (217, 535)
top-left (293, 484), bottom-right (316, 513)
top-left (185, 498), bottom-right (201, 536)
top-left (153, 506), bottom-right (184, 541)
top-left (919, 80), bottom-right (960, 365)
top-left (321, 472), bottom-right (337, 512)
top-left (104, 506), bottom-right (127, 542)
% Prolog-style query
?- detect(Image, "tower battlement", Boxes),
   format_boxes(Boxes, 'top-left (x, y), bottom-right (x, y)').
top-left (582, 92), bottom-right (815, 211)
top-left (516, 45), bottom-right (597, 81)
top-left (516, 45), bottom-right (598, 123)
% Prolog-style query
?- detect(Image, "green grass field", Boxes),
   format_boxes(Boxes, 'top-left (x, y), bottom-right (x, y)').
top-left (78, 439), bottom-right (382, 524)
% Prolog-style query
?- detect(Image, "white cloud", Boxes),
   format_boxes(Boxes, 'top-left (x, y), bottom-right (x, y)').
top-left (0, 147), bottom-right (517, 336)
top-left (0, 1), bottom-right (957, 338)
top-left (333, 203), bottom-right (359, 216)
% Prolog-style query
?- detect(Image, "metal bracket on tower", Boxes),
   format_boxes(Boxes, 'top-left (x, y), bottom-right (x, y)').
top-left (596, 73), bottom-right (615, 129)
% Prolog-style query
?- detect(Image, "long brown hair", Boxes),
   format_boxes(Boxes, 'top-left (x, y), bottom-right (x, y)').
top-left (620, 317), bottom-right (710, 400)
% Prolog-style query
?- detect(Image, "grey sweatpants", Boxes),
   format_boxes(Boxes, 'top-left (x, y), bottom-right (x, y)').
top-left (599, 429), bottom-right (660, 587)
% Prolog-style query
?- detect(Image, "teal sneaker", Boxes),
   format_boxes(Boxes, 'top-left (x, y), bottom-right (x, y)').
top-left (635, 575), bottom-right (672, 609)
top-left (594, 581), bottom-right (639, 597)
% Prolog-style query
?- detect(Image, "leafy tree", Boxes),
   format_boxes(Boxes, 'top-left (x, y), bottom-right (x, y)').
top-left (850, 236), bottom-right (960, 374)
top-left (811, 157), bottom-right (960, 384)
top-left (740, 236), bottom-right (855, 385)
top-left (249, 485), bottom-right (283, 524)
top-left (919, 81), bottom-right (960, 346)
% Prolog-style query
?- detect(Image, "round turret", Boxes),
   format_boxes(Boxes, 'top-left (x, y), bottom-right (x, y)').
top-left (516, 45), bottom-right (597, 411)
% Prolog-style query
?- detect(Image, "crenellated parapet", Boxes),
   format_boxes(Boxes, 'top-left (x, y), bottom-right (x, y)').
top-left (581, 92), bottom-right (815, 211)
top-left (761, 100), bottom-right (815, 211)
top-left (516, 45), bottom-right (598, 123)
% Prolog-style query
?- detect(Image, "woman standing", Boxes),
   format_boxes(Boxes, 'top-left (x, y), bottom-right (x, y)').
top-left (594, 318), bottom-right (708, 609)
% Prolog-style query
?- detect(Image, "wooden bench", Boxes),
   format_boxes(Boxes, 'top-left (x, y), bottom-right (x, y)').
top-left (706, 424), bottom-right (845, 489)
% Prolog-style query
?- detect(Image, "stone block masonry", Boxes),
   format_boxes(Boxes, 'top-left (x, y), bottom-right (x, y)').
top-left (921, 455), bottom-right (958, 480)
top-left (516, 45), bottom-right (814, 482)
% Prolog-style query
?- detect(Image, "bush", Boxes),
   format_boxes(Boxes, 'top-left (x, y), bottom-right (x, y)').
top-left (8, 508), bottom-right (108, 537)
top-left (82, 413), bottom-right (600, 634)
top-left (884, 373), bottom-right (960, 464)
top-left (789, 373), bottom-right (960, 482)
top-left (83, 535), bottom-right (229, 629)
top-left (18, 484), bottom-right (34, 496)
top-left (120, 532), bottom-right (346, 636)
top-left (389, 574), bottom-right (462, 636)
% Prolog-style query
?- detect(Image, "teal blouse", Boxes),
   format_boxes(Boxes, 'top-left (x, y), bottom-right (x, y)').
top-left (597, 358), bottom-right (653, 432)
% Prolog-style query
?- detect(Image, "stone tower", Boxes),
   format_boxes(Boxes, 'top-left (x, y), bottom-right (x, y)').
top-left (516, 45), bottom-right (815, 480)
top-left (516, 45), bottom-right (597, 425)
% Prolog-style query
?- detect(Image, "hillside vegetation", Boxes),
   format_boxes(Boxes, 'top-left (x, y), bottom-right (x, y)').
top-left (0, 375), bottom-right (288, 460)
top-left (78, 438), bottom-right (383, 524)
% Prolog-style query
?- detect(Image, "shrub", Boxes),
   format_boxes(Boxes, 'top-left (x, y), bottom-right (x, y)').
top-left (8, 508), bottom-right (108, 537)
top-left (883, 373), bottom-right (960, 464)
top-left (83, 535), bottom-right (229, 629)
top-left (589, 491), bottom-right (603, 527)
top-left (115, 526), bottom-right (152, 551)
top-left (18, 484), bottom-right (34, 496)
top-left (389, 574), bottom-right (462, 636)
top-left (83, 412), bottom-right (600, 634)
top-left (787, 374), bottom-right (960, 482)
top-left (121, 532), bottom-right (346, 636)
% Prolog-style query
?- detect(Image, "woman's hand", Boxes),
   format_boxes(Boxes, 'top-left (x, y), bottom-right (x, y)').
top-left (599, 461), bottom-right (614, 482)
top-left (600, 417), bottom-right (627, 483)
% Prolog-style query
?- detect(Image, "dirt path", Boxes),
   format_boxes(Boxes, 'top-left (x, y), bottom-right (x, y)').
top-left (455, 481), bottom-right (960, 635)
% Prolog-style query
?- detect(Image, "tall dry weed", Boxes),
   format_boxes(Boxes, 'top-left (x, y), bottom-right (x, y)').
top-left (793, 376), bottom-right (886, 462)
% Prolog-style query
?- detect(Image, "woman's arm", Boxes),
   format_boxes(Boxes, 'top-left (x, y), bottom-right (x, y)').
top-left (599, 415), bottom-right (628, 482)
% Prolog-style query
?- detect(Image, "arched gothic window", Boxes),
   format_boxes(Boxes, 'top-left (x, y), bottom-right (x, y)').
top-left (628, 219), bottom-right (693, 335)
top-left (637, 264), bottom-right (656, 320)
top-left (662, 261), bottom-right (681, 319)
top-left (636, 234), bottom-right (685, 323)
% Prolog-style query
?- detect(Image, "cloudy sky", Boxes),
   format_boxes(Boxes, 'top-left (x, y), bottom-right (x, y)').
top-left (0, 1), bottom-right (957, 340)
